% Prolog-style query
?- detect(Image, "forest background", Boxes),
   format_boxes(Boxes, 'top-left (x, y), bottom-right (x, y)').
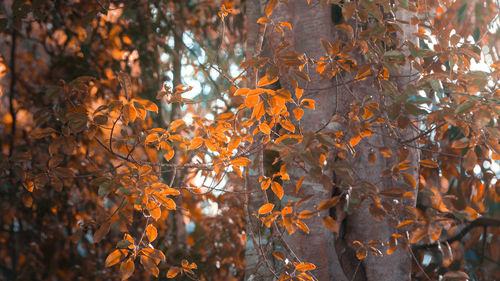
top-left (1, 0), bottom-right (500, 280)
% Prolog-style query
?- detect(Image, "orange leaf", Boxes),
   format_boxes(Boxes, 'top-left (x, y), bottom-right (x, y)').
top-left (166, 267), bottom-right (181, 278)
top-left (356, 246), bottom-right (368, 260)
top-left (301, 98), bottom-right (315, 110)
top-left (169, 120), bottom-right (185, 132)
top-left (279, 118), bottom-right (295, 133)
top-left (120, 258), bottom-right (135, 280)
top-left (140, 255), bottom-right (159, 277)
top-left (316, 196), bottom-right (340, 210)
top-left (420, 159), bottom-right (438, 168)
top-left (401, 172), bottom-right (416, 189)
top-left (259, 122), bottom-right (271, 135)
top-left (146, 224), bottom-right (157, 242)
top-left (188, 137), bottom-right (204, 150)
top-left (258, 203), bottom-right (274, 215)
top-left (234, 88), bottom-right (250, 96)
top-left (296, 176), bottom-right (306, 193)
top-left (279, 21), bottom-right (292, 30)
top-left (257, 75), bottom-right (279, 87)
top-left (265, 0), bottom-right (279, 17)
top-left (153, 194), bottom-right (176, 210)
top-left (245, 94), bottom-right (260, 108)
top-left (105, 249), bottom-right (126, 267)
top-left (257, 17), bottom-right (271, 24)
top-left (231, 157), bottom-right (251, 167)
top-left (322, 216), bottom-right (339, 233)
top-left (271, 181), bottom-right (284, 199)
top-left (295, 262), bottom-right (316, 271)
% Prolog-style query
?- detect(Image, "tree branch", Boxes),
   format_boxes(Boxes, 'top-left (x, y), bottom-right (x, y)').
top-left (414, 217), bottom-right (500, 250)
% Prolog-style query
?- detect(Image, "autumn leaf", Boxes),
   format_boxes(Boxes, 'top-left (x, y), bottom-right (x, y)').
top-left (231, 157), bottom-right (251, 167)
top-left (105, 249), bottom-right (126, 267)
top-left (265, 0), bottom-right (279, 17)
top-left (146, 224), bottom-right (157, 242)
top-left (271, 181), bottom-right (284, 200)
top-left (316, 196), bottom-right (340, 210)
top-left (420, 159), bottom-right (439, 168)
top-left (258, 203), bottom-right (274, 215)
top-left (93, 222), bottom-right (111, 243)
top-left (259, 122), bottom-right (271, 135)
top-left (119, 258), bottom-right (134, 280)
top-left (295, 262), bottom-right (316, 271)
top-left (188, 137), bottom-right (204, 150)
top-left (166, 267), bottom-right (181, 278)
top-left (322, 216), bottom-right (339, 233)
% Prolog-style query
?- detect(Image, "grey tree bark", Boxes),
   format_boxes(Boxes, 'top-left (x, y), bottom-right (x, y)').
top-left (244, 1), bottom-right (418, 280)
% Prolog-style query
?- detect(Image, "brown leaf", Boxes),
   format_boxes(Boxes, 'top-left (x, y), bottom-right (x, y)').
top-left (93, 222), bottom-right (111, 243)
top-left (322, 216), bottom-right (339, 233)
top-left (316, 196), bottom-right (340, 210)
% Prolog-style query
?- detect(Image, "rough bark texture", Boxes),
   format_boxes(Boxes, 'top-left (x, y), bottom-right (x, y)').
top-left (245, 1), bottom-right (418, 280)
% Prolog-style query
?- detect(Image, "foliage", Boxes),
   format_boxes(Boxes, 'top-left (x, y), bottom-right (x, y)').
top-left (0, 0), bottom-right (499, 280)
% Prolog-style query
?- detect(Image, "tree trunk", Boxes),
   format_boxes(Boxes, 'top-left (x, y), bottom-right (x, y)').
top-left (245, 1), bottom-right (418, 280)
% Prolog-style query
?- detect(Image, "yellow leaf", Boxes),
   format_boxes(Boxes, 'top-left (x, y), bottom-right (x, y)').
top-left (295, 262), bottom-right (316, 271)
top-left (105, 249), bottom-right (125, 267)
top-left (146, 224), bottom-right (157, 242)
top-left (120, 258), bottom-right (135, 280)
top-left (258, 203), bottom-right (274, 215)
top-left (231, 157), bottom-right (251, 167)
top-left (271, 181), bottom-right (284, 200)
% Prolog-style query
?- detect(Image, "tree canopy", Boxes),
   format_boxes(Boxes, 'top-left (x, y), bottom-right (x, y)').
top-left (0, 0), bottom-right (500, 280)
